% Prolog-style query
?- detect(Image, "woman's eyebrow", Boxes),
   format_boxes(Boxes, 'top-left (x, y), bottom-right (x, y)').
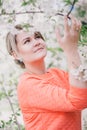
top-left (34, 32), bottom-right (42, 38)
top-left (22, 37), bottom-right (30, 43)
top-left (34, 32), bottom-right (40, 36)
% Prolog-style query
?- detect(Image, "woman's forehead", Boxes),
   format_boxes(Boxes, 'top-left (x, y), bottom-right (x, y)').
top-left (17, 31), bottom-right (34, 42)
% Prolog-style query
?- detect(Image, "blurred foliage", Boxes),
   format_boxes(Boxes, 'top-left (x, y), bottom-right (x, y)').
top-left (0, 72), bottom-right (24, 129)
top-left (0, 0), bottom-right (3, 6)
top-left (80, 24), bottom-right (87, 44)
top-left (64, 0), bottom-right (78, 5)
top-left (21, 0), bottom-right (37, 6)
top-left (0, 0), bottom-right (87, 129)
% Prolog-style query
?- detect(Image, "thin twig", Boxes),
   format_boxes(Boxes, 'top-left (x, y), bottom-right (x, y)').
top-left (2, 86), bottom-right (21, 130)
top-left (55, 12), bottom-right (71, 19)
top-left (67, 0), bottom-right (76, 16)
top-left (0, 10), bottom-right (44, 16)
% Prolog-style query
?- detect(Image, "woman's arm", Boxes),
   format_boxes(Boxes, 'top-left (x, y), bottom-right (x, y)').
top-left (65, 49), bottom-right (87, 88)
top-left (17, 72), bottom-right (87, 112)
top-left (56, 15), bottom-right (87, 88)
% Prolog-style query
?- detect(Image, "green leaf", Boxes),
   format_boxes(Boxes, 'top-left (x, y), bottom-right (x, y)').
top-left (64, 0), bottom-right (72, 5)
top-left (0, 0), bottom-right (3, 6)
top-left (0, 120), bottom-right (5, 128)
top-left (8, 19), bottom-right (13, 23)
top-left (47, 47), bottom-right (63, 54)
top-left (8, 89), bottom-right (13, 97)
top-left (79, 24), bottom-right (87, 44)
top-left (56, 47), bottom-right (63, 52)
top-left (64, 0), bottom-right (78, 5)
top-left (29, 0), bottom-right (36, 6)
top-left (21, 0), bottom-right (36, 6)
top-left (0, 91), bottom-right (6, 100)
top-left (48, 62), bottom-right (54, 68)
top-left (16, 112), bottom-right (20, 116)
top-left (79, 10), bottom-right (86, 17)
top-left (21, 1), bottom-right (28, 6)
top-left (47, 47), bottom-right (57, 55)
top-left (1, 8), bottom-right (6, 14)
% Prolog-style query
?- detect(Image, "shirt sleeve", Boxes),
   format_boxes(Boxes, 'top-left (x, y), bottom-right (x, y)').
top-left (17, 70), bottom-right (87, 112)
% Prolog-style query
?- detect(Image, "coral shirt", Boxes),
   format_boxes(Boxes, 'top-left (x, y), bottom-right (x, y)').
top-left (17, 68), bottom-right (87, 130)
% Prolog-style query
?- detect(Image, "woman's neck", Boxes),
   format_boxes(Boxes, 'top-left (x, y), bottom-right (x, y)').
top-left (25, 60), bottom-right (46, 75)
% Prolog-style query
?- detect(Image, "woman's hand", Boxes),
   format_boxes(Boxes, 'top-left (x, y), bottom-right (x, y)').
top-left (56, 15), bottom-right (82, 54)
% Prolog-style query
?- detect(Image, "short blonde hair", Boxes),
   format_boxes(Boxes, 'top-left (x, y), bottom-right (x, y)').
top-left (6, 25), bottom-right (25, 68)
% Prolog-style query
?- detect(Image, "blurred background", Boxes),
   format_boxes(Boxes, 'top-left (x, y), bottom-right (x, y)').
top-left (0, 0), bottom-right (87, 129)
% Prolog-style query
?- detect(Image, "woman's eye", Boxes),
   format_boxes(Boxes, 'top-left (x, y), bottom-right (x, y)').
top-left (24, 40), bottom-right (30, 44)
top-left (35, 35), bottom-right (41, 39)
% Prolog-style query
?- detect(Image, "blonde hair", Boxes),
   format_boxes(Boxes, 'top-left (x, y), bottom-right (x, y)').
top-left (6, 25), bottom-right (25, 68)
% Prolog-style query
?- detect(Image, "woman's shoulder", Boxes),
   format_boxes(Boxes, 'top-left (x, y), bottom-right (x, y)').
top-left (18, 67), bottom-right (68, 85)
top-left (48, 67), bottom-right (68, 76)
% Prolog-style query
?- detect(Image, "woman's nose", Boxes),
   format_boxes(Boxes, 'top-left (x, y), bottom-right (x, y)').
top-left (33, 39), bottom-right (40, 46)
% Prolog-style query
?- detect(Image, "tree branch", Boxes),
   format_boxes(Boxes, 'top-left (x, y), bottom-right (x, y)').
top-left (0, 10), bottom-right (44, 16)
top-left (2, 86), bottom-right (21, 130)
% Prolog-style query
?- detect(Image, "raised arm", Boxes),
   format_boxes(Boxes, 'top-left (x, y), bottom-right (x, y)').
top-left (56, 15), bottom-right (87, 88)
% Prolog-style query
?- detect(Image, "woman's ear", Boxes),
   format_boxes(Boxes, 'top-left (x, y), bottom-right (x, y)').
top-left (11, 51), bottom-right (18, 60)
top-left (11, 51), bottom-right (23, 62)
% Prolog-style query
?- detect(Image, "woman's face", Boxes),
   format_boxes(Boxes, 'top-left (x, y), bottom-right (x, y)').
top-left (16, 31), bottom-right (47, 63)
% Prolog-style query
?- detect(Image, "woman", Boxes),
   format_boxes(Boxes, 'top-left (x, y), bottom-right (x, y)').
top-left (6, 15), bottom-right (87, 130)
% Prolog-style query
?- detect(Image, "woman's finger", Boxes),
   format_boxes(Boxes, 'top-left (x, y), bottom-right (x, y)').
top-left (70, 15), bottom-right (77, 31)
top-left (70, 15), bottom-right (81, 34)
top-left (55, 27), bottom-right (62, 43)
top-left (73, 18), bottom-right (82, 33)
top-left (64, 15), bottom-right (70, 33)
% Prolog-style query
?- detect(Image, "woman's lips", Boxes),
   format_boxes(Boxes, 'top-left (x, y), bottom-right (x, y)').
top-left (34, 47), bottom-right (44, 53)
